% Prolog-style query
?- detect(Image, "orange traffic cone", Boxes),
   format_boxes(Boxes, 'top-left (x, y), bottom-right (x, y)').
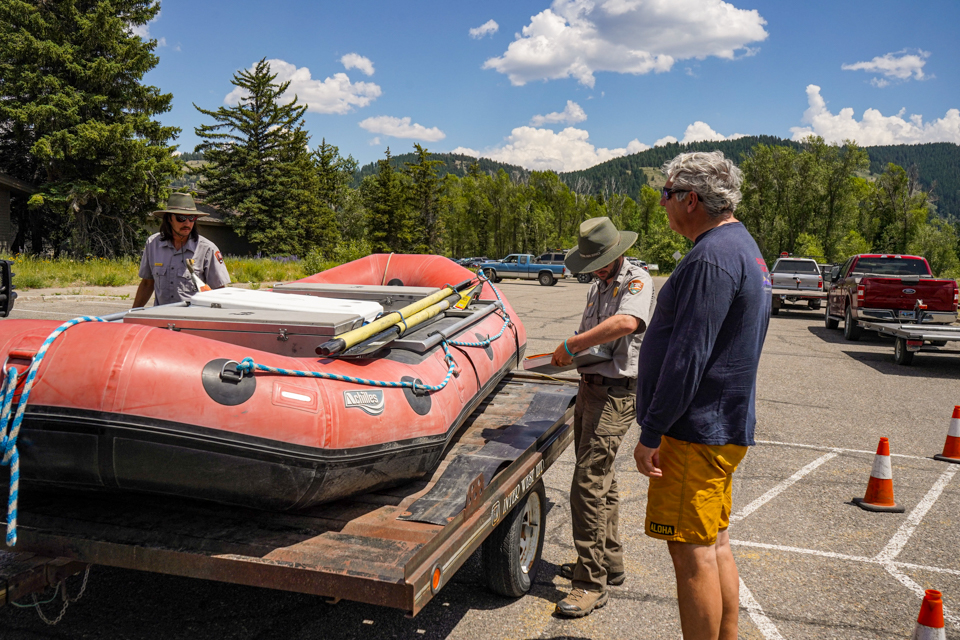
top-left (910, 589), bottom-right (946, 640)
top-left (933, 405), bottom-right (960, 464)
top-left (853, 437), bottom-right (905, 513)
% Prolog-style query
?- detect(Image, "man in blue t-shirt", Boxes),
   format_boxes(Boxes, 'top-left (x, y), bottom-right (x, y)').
top-left (633, 151), bottom-right (771, 640)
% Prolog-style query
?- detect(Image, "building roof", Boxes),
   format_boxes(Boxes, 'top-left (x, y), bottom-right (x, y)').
top-left (0, 173), bottom-right (37, 195)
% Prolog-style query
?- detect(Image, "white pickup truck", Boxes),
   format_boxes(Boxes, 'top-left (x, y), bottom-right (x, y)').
top-left (770, 257), bottom-right (826, 315)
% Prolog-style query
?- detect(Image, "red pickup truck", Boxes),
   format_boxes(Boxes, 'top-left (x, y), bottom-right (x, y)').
top-left (825, 254), bottom-right (959, 340)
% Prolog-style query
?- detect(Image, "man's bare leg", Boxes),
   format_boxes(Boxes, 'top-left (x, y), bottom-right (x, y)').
top-left (715, 529), bottom-right (739, 640)
top-left (667, 541), bottom-right (721, 640)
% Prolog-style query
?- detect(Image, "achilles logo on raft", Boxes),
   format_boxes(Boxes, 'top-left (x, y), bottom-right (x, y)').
top-left (649, 522), bottom-right (675, 536)
top-left (343, 390), bottom-right (385, 415)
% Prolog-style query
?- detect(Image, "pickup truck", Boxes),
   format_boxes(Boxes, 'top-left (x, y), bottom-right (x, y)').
top-left (478, 254), bottom-right (569, 286)
top-left (770, 257), bottom-right (826, 315)
top-left (825, 253), bottom-right (959, 340)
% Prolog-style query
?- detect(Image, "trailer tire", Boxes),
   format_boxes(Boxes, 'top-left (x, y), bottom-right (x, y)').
top-left (538, 272), bottom-right (555, 286)
top-left (482, 480), bottom-right (545, 598)
top-left (894, 337), bottom-right (915, 365)
top-left (771, 306), bottom-right (780, 316)
top-left (929, 340), bottom-right (947, 347)
top-left (844, 306), bottom-right (862, 341)
top-left (808, 300), bottom-right (822, 310)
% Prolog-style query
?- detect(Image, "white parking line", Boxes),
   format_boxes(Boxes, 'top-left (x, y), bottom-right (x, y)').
top-left (730, 452), bottom-right (838, 523)
top-left (756, 439), bottom-right (931, 460)
top-left (876, 469), bottom-right (956, 563)
top-left (740, 577), bottom-right (786, 640)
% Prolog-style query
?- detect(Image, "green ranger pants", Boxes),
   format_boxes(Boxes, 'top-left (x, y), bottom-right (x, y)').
top-left (570, 380), bottom-right (635, 592)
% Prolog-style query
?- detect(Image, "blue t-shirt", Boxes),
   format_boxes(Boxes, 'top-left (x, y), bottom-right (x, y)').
top-left (636, 222), bottom-right (771, 448)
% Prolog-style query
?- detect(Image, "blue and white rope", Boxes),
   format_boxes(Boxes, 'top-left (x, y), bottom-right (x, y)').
top-left (447, 271), bottom-right (511, 349)
top-left (1, 316), bottom-right (106, 546)
top-left (236, 341), bottom-right (459, 395)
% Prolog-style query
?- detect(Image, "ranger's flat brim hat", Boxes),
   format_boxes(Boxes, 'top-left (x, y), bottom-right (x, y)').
top-left (564, 217), bottom-right (638, 274)
top-left (152, 192), bottom-right (199, 219)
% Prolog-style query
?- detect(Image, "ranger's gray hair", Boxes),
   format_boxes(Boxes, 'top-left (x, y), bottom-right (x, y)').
top-left (662, 151), bottom-right (743, 218)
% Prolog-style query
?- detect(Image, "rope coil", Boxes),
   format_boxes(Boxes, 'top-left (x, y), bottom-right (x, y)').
top-left (1, 316), bottom-right (106, 547)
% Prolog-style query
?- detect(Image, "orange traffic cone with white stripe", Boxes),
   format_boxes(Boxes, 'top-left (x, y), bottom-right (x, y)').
top-left (853, 437), bottom-right (905, 513)
top-left (933, 405), bottom-right (960, 464)
top-left (911, 589), bottom-right (946, 640)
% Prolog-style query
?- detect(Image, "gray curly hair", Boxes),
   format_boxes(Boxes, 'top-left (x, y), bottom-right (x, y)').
top-left (662, 151), bottom-right (743, 218)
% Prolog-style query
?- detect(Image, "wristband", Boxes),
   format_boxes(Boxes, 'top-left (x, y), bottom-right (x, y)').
top-left (564, 339), bottom-right (574, 358)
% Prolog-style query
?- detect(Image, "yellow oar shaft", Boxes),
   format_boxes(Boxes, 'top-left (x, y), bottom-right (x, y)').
top-left (317, 281), bottom-right (474, 356)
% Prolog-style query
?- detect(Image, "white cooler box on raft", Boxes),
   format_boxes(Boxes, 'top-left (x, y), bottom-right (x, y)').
top-left (188, 288), bottom-right (383, 322)
top-left (123, 289), bottom-right (384, 357)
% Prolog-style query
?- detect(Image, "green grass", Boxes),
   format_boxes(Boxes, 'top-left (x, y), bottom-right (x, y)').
top-left (2, 254), bottom-right (347, 289)
top-left (4, 255), bottom-right (142, 289)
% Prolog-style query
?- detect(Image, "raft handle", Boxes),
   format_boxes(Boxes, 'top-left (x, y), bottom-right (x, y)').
top-left (219, 359), bottom-right (246, 383)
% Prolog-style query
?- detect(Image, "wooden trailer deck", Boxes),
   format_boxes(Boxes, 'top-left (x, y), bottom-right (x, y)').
top-left (1, 373), bottom-right (576, 616)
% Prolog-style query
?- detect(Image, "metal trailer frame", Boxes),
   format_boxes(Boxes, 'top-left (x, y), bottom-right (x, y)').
top-left (1, 373), bottom-right (576, 616)
top-left (858, 320), bottom-right (960, 365)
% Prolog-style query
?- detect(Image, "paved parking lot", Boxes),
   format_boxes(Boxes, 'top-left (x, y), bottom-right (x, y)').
top-left (2, 277), bottom-right (960, 639)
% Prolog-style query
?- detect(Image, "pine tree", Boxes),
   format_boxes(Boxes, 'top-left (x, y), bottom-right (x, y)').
top-left (194, 59), bottom-right (320, 255)
top-left (403, 144), bottom-right (444, 252)
top-left (363, 148), bottom-right (414, 253)
top-left (0, 0), bottom-right (181, 256)
top-left (315, 139), bottom-right (357, 250)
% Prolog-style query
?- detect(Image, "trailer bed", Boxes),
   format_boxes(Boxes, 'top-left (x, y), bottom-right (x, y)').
top-left (859, 321), bottom-right (960, 365)
top-left (1, 373), bottom-right (576, 616)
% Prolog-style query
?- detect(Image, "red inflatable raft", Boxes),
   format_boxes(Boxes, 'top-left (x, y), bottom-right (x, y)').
top-left (1, 255), bottom-right (526, 510)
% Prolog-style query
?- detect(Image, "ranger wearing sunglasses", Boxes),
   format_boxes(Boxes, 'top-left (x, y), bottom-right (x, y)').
top-left (132, 193), bottom-right (231, 308)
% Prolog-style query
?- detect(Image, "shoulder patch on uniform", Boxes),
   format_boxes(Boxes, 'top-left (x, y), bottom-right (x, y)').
top-left (215, 251), bottom-right (223, 264)
top-left (627, 279), bottom-right (644, 294)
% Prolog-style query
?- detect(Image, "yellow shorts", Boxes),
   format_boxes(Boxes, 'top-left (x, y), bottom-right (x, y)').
top-left (645, 435), bottom-right (748, 545)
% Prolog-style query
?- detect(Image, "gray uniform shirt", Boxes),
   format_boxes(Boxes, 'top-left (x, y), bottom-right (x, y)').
top-left (138, 234), bottom-right (231, 305)
top-left (577, 259), bottom-right (655, 379)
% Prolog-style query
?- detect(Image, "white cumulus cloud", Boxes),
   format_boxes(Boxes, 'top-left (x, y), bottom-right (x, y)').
top-left (359, 116), bottom-right (446, 142)
top-left (842, 49), bottom-right (930, 86)
top-left (654, 121), bottom-right (745, 146)
top-left (790, 85), bottom-right (960, 146)
top-left (452, 126), bottom-right (647, 172)
top-left (341, 53), bottom-right (375, 76)
top-left (483, 0), bottom-right (768, 87)
top-left (531, 100), bottom-right (588, 126)
top-left (224, 59), bottom-right (381, 115)
top-left (129, 11), bottom-right (164, 45)
top-left (470, 19), bottom-right (500, 39)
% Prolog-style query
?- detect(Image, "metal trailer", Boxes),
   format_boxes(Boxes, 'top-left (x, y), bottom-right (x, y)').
top-left (858, 321), bottom-right (960, 365)
top-left (770, 288), bottom-right (827, 315)
top-left (1, 373), bottom-right (576, 617)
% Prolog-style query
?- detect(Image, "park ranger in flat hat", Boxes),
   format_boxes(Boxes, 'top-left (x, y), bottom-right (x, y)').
top-left (132, 193), bottom-right (231, 308)
top-left (551, 216), bottom-right (655, 618)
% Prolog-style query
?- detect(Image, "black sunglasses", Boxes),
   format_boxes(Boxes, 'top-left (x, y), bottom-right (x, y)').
top-left (661, 187), bottom-right (689, 200)
top-left (174, 214), bottom-right (199, 223)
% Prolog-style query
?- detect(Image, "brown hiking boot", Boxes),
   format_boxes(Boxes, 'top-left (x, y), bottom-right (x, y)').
top-left (559, 562), bottom-right (626, 586)
top-left (555, 587), bottom-right (609, 618)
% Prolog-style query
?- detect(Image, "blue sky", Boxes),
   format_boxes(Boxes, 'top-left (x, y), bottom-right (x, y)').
top-left (137, 0), bottom-right (960, 172)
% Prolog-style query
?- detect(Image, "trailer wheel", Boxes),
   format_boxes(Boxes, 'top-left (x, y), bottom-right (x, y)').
top-left (482, 480), bottom-right (545, 598)
top-left (808, 300), bottom-right (822, 310)
top-left (771, 306), bottom-right (780, 316)
top-left (843, 306), bottom-right (862, 341)
top-left (894, 337), bottom-right (914, 365)
top-left (538, 272), bottom-right (555, 286)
